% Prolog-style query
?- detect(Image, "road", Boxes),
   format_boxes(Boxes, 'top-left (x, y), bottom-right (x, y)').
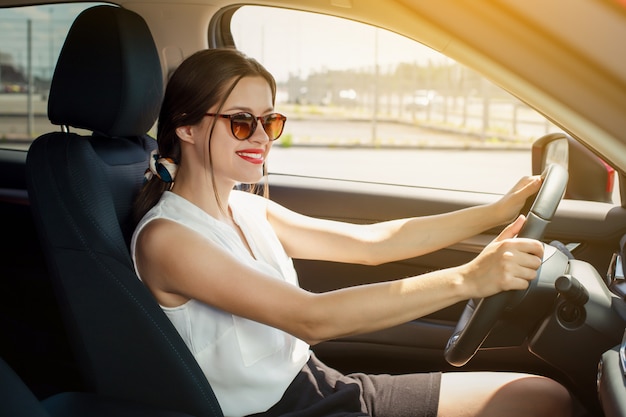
top-left (269, 117), bottom-right (533, 195)
top-left (0, 96), bottom-right (599, 200)
top-left (0, 99), bottom-right (536, 196)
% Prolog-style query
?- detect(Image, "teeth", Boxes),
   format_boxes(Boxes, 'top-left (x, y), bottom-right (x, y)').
top-left (238, 152), bottom-right (262, 159)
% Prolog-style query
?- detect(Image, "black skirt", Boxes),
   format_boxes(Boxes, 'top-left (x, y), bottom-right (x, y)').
top-left (248, 353), bottom-right (441, 417)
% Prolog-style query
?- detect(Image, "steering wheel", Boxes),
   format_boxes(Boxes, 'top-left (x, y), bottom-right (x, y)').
top-left (444, 163), bottom-right (568, 367)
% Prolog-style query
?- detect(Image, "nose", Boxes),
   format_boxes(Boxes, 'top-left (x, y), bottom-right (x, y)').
top-left (248, 118), bottom-right (270, 144)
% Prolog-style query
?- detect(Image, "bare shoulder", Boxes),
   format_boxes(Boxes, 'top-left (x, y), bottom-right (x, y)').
top-left (136, 218), bottom-right (183, 248)
top-left (134, 218), bottom-right (204, 306)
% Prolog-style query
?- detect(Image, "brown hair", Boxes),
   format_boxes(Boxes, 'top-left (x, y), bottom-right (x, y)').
top-left (132, 48), bottom-right (277, 224)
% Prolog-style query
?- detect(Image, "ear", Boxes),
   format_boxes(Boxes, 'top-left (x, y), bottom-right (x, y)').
top-left (176, 125), bottom-right (195, 144)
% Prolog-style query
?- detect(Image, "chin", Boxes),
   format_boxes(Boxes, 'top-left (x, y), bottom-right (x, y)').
top-left (237, 173), bottom-right (264, 185)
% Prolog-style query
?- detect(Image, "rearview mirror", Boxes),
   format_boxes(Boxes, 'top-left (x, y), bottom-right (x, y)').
top-left (532, 133), bottom-right (615, 203)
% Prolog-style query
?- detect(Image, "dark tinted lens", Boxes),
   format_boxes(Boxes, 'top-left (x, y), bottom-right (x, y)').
top-left (231, 113), bottom-right (256, 140)
top-left (262, 113), bottom-right (286, 140)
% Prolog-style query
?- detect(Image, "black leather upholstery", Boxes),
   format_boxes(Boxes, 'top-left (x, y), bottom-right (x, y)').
top-left (25, 5), bottom-right (223, 417)
top-left (0, 357), bottom-right (50, 417)
top-left (1, 356), bottom-right (198, 417)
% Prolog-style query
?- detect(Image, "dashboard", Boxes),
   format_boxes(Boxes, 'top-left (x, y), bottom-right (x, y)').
top-left (597, 241), bottom-right (626, 417)
top-left (597, 339), bottom-right (626, 417)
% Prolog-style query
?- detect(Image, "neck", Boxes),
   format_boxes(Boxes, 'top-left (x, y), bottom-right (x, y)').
top-left (170, 171), bottom-right (234, 221)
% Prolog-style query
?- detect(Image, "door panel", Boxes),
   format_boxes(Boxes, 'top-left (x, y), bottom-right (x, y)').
top-left (268, 174), bottom-right (626, 374)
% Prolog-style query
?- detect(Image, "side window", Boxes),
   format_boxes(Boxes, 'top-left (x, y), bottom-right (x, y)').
top-left (230, 6), bottom-right (618, 203)
top-left (0, 3), bottom-right (105, 151)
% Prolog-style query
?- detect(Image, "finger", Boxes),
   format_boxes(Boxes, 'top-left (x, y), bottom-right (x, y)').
top-left (495, 215), bottom-right (526, 242)
top-left (518, 175), bottom-right (543, 196)
top-left (513, 175), bottom-right (542, 192)
top-left (509, 238), bottom-right (545, 259)
top-left (503, 274), bottom-right (533, 291)
top-left (515, 250), bottom-right (543, 271)
top-left (512, 263), bottom-right (539, 286)
top-left (498, 259), bottom-right (537, 291)
top-left (499, 247), bottom-right (543, 290)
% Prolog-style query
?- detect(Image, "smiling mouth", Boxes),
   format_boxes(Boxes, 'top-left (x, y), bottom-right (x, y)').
top-left (236, 151), bottom-right (265, 164)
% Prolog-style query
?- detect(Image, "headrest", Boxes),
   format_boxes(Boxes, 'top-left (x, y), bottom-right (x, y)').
top-left (48, 5), bottom-right (163, 137)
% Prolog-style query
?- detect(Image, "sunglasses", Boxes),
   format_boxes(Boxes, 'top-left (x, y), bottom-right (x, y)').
top-left (205, 112), bottom-right (287, 141)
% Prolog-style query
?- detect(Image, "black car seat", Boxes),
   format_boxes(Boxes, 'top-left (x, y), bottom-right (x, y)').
top-left (0, 355), bottom-right (197, 417)
top-left (25, 5), bottom-right (222, 417)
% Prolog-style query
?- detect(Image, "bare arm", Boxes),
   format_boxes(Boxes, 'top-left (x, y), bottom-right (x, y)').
top-left (268, 175), bottom-right (542, 265)
top-left (135, 215), bottom-right (542, 346)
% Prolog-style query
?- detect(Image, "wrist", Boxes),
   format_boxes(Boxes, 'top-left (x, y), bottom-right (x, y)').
top-left (449, 264), bottom-right (475, 301)
top-left (487, 200), bottom-right (516, 226)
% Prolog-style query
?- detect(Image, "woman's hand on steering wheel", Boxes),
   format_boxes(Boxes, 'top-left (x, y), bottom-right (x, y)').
top-left (458, 215), bottom-right (545, 300)
top-left (493, 175), bottom-right (543, 225)
top-left (444, 163), bottom-right (568, 367)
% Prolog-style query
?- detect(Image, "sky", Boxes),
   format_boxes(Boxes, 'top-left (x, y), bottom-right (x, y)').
top-left (0, 3), bottom-right (449, 82)
top-left (231, 6), bottom-right (448, 82)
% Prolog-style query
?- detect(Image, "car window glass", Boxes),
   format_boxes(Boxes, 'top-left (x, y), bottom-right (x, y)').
top-left (0, 3), bottom-right (106, 151)
top-left (230, 6), bottom-right (619, 203)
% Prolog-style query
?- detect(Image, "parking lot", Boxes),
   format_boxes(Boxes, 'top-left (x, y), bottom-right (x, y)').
top-left (7, 92), bottom-right (614, 201)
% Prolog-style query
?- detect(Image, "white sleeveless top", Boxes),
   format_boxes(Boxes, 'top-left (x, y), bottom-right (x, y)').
top-left (130, 190), bottom-right (310, 417)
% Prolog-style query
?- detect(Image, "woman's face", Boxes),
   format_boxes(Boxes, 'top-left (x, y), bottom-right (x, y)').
top-left (206, 76), bottom-right (276, 187)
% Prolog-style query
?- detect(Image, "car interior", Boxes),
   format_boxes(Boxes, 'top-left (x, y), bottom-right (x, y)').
top-left (1, 1), bottom-right (626, 416)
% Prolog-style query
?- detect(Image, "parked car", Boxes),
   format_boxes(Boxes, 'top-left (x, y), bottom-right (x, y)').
top-left (404, 89), bottom-right (436, 112)
top-left (1, 0), bottom-right (625, 416)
